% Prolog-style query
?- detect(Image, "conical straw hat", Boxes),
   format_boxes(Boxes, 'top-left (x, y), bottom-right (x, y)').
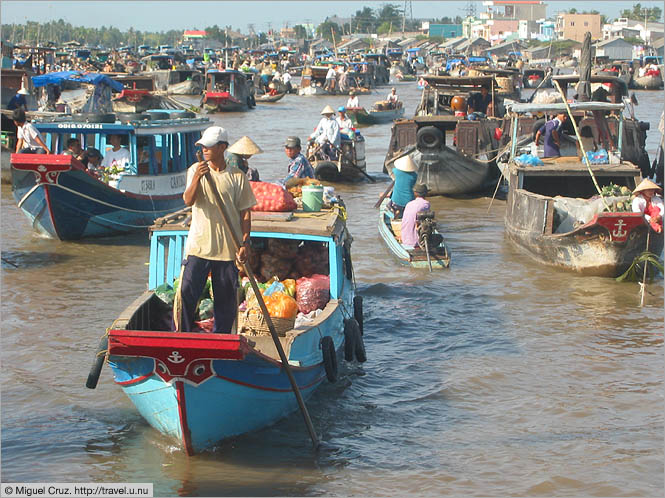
top-left (227, 136), bottom-right (263, 156)
top-left (633, 178), bottom-right (662, 194)
top-left (393, 154), bottom-right (418, 172)
top-left (320, 104), bottom-right (336, 115)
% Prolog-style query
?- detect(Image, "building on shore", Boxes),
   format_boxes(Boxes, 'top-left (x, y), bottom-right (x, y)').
top-left (555, 13), bottom-right (602, 42)
top-left (593, 38), bottom-right (635, 61)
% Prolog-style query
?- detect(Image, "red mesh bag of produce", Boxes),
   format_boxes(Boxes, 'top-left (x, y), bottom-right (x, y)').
top-left (296, 274), bottom-right (330, 314)
top-left (295, 242), bottom-right (329, 277)
top-left (250, 181), bottom-right (297, 212)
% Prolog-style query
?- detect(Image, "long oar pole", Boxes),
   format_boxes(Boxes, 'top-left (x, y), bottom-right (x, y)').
top-left (199, 159), bottom-right (319, 450)
top-left (639, 230), bottom-right (651, 307)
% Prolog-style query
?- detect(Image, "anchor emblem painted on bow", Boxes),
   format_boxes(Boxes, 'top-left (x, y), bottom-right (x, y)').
top-left (612, 219), bottom-right (627, 238)
top-left (167, 351), bottom-right (185, 363)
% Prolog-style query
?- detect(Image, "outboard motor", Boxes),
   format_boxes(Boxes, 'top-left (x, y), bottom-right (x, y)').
top-left (416, 211), bottom-right (442, 251)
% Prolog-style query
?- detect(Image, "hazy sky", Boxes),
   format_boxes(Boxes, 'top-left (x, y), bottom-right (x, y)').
top-left (2, 1), bottom-right (663, 33)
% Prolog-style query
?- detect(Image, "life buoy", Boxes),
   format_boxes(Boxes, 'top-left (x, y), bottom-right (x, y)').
top-left (353, 295), bottom-right (364, 335)
top-left (321, 336), bottom-right (338, 382)
top-left (416, 126), bottom-right (443, 150)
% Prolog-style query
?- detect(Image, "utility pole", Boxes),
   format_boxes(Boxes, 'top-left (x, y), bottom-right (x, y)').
top-left (402, 0), bottom-right (407, 35)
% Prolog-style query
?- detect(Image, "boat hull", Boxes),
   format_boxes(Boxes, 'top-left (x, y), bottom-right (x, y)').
top-left (168, 79), bottom-right (202, 95)
top-left (11, 156), bottom-right (184, 240)
top-left (110, 348), bottom-right (328, 454)
top-left (631, 74), bottom-right (663, 90)
top-left (395, 148), bottom-right (499, 196)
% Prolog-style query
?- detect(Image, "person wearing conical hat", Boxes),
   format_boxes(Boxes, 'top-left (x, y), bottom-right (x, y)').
top-left (309, 104), bottom-right (341, 161)
top-left (388, 154), bottom-right (419, 219)
top-left (632, 178), bottom-right (664, 233)
top-left (226, 136), bottom-right (263, 181)
top-left (7, 85), bottom-right (29, 111)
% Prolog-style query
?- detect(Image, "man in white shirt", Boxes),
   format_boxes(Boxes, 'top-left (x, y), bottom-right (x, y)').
top-left (12, 109), bottom-right (50, 154)
top-left (336, 106), bottom-right (353, 130)
top-left (346, 90), bottom-right (359, 108)
top-left (310, 105), bottom-right (341, 160)
top-left (282, 71), bottom-right (292, 92)
top-left (101, 134), bottom-right (131, 173)
top-left (325, 65), bottom-right (337, 92)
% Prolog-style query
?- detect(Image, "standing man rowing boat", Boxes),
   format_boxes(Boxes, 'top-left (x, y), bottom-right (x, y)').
top-left (174, 126), bottom-right (257, 333)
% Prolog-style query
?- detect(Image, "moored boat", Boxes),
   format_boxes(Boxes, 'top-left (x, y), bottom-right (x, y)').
top-left (346, 101), bottom-right (405, 126)
top-left (103, 204), bottom-right (364, 454)
top-left (201, 69), bottom-right (255, 112)
top-left (378, 198), bottom-right (450, 269)
top-left (306, 129), bottom-right (368, 182)
top-left (499, 101), bottom-right (663, 276)
top-left (10, 112), bottom-right (210, 240)
top-left (256, 91), bottom-right (286, 103)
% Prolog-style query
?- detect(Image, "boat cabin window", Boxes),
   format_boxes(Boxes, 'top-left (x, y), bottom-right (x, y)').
top-left (521, 175), bottom-right (633, 199)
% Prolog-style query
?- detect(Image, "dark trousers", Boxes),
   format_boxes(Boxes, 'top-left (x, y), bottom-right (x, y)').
top-left (19, 147), bottom-right (46, 154)
top-left (177, 255), bottom-right (238, 333)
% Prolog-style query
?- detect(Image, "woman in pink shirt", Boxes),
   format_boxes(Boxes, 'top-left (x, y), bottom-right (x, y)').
top-left (401, 184), bottom-right (431, 248)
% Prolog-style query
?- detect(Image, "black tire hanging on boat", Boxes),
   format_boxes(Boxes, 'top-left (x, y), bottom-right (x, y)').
top-left (85, 334), bottom-right (109, 389)
top-left (416, 126), bottom-right (443, 150)
top-left (116, 112), bottom-right (151, 123)
top-left (343, 319), bottom-right (357, 361)
top-left (321, 336), bottom-right (338, 382)
top-left (146, 111), bottom-right (170, 121)
top-left (72, 113), bottom-right (116, 123)
top-left (353, 295), bottom-right (364, 335)
top-left (314, 161), bottom-right (339, 182)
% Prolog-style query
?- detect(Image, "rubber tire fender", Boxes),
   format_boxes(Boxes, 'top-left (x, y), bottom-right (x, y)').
top-left (343, 318), bottom-right (359, 361)
top-left (116, 112), bottom-right (150, 123)
top-left (353, 295), bottom-right (364, 335)
top-left (314, 161), bottom-right (339, 181)
top-left (321, 336), bottom-right (338, 382)
top-left (72, 113), bottom-right (116, 123)
top-left (146, 111), bottom-right (169, 121)
top-left (416, 126), bottom-right (443, 150)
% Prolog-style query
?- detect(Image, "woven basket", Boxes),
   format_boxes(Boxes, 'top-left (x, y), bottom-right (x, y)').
top-left (390, 220), bottom-right (402, 241)
top-left (239, 308), bottom-right (295, 337)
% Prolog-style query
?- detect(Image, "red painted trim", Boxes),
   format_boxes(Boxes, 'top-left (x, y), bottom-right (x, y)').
top-left (116, 372), bottom-right (153, 386)
top-left (42, 184), bottom-right (63, 240)
top-left (11, 154), bottom-right (82, 168)
top-left (215, 372), bottom-right (326, 393)
top-left (175, 381), bottom-right (194, 455)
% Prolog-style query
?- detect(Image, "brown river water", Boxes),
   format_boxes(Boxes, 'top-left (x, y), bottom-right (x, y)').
top-left (1, 80), bottom-right (663, 497)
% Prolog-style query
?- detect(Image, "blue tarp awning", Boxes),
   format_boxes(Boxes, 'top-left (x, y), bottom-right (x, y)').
top-left (406, 48), bottom-right (420, 53)
top-left (31, 71), bottom-right (124, 91)
top-left (468, 56), bottom-right (488, 63)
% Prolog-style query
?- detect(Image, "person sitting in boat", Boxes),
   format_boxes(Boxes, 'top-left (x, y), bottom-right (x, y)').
top-left (101, 134), bottom-right (131, 175)
top-left (175, 125), bottom-right (257, 334)
top-left (63, 138), bottom-right (85, 160)
top-left (267, 82), bottom-right (279, 96)
top-left (81, 147), bottom-right (103, 175)
top-left (226, 135), bottom-right (262, 182)
top-left (386, 88), bottom-right (399, 109)
top-left (401, 184), bottom-right (440, 250)
top-left (632, 179), bottom-right (664, 233)
top-left (534, 113), bottom-right (568, 158)
top-left (309, 105), bottom-right (341, 161)
top-left (7, 86), bottom-right (29, 111)
top-left (12, 109), bottom-right (50, 154)
top-left (336, 106), bottom-right (353, 131)
top-left (389, 155), bottom-right (418, 219)
top-left (283, 136), bottom-right (315, 185)
top-left (467, 85), bottom-right (492, 116)
top-left (346, 90), bottom-right (359, 109)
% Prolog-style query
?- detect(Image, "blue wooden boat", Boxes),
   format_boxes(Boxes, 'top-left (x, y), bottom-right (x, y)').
top-left (378, 198), bottom-right (450, 269)
top-left (10, 112), bottom-right (211, 240)
top-left (104, 206), bottom-right (365, 454)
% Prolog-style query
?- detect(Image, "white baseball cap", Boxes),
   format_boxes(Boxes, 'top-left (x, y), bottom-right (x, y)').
top-left (196, 126), bottom-right (229, 147)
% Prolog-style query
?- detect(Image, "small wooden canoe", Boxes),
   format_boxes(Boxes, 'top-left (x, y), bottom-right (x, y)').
top-left (378, 199), bottom-right (450, 269)
top-left (256, 92), bottom-right (286, 103)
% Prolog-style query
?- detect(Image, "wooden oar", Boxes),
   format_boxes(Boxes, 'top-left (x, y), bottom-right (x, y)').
top-left (424, 236), bottom-right (433, 273)
top-left (373, 180), bottom-right (394, 209)
top-left (198, 154), bottom-right (320, 450)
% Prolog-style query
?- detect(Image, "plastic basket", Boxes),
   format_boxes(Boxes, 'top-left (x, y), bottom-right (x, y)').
top-left (238, 308), bottom-right (295, 337)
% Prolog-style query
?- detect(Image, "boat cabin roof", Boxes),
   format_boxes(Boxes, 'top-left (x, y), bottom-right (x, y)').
top-left (151, 206), bottom-right (347, 240)
top-left (422, 75), bottom-right (496, 87)
top-left (507, 102), bottom-right (625, 114)
top-left (33, 116), bottom-right (211, 136)
top-left (511, 156), bottom-right (639, 177)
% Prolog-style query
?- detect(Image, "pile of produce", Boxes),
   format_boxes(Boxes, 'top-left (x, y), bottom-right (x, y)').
top-left (243, 277), bottom-right (299, 320)
top-left (250, 181), bottom-right (297, 212)
top-left (296, 274), bottom-right (330, 314)
top-left (601, 183), bottom-right (634, 213)
top-left (287, 178), bottom-right (322, 199)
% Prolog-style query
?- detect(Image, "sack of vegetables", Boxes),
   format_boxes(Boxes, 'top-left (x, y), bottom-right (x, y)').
top-left (250, 181), bottom-right (297, 212)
